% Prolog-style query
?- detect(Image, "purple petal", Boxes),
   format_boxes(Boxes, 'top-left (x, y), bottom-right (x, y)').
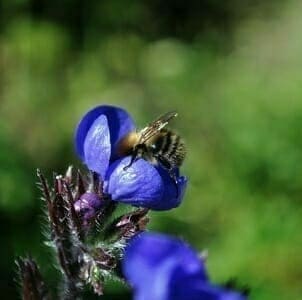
top-left (106, 157), bottom-right (164, 209)
top-left (153, 167), bottom-right (188, 210)
top-left (75, 105), bottom-right (135, 161)
top-left (171, 276), bottom-right (247, 300)
top-left (123, 233), bottom-right (246, 300)
top-left (83, 115), bottom-right (111, 179)
top-left (123, 232), bottom-right (208, 300)
top-left (106, 157), bottom-right (187, 210)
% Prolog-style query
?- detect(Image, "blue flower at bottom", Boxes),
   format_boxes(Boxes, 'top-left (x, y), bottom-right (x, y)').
top-left (74, 105), bottom-right (187, 210)
top-left (123, 233), bottom-right (247, 300)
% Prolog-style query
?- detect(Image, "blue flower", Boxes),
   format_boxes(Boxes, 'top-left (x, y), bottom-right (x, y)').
top-left (123, 232), bottom-right (247, 300)
top-left (75, 105), bottom-right (187, 210)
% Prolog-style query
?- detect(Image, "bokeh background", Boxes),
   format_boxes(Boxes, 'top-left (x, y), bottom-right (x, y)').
top-left (1, 0), bottom-right (302, 299)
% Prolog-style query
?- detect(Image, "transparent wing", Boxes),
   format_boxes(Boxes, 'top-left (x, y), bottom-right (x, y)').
top-left (139, 111), bottom-right (178, 143)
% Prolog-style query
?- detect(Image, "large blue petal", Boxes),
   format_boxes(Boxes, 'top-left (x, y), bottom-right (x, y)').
top-left (106, 157), bottom-right (187, 210)
top-left (75, 105), bottom-right (135, 161)
top-left (83, 115), bottom-right (111, 179)
top-left (153, 167), bottom-right (188, 210)
top-left (106, 157), bottom-right (164, 208)
top-left (123, 233), bottom-right (208, 300)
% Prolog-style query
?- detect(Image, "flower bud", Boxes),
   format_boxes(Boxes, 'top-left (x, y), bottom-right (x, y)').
top-left (74, 192), bottom-right (103, 221)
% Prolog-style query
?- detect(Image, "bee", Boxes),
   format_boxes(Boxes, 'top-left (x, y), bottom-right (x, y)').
top-left (117, 111), bottom-right (186, 179)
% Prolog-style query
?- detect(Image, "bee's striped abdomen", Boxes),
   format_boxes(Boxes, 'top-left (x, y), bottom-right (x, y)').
top-left (150, 129), bottom-right (186, 169)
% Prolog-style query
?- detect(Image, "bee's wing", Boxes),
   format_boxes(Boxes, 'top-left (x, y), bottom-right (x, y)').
top-left (139, 111), bottom-right (178, 143)
top-left (154, 111), bottom-right (178, 124)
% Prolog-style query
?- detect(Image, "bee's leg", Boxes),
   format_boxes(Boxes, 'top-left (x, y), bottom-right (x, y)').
top-left (123, 147), bottom-right (139, 170)
top-left (123, 145), bottom-right (144, 171)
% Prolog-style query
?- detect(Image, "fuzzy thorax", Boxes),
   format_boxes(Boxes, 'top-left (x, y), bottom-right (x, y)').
top-left (116, 131), bottom-right (140, 156)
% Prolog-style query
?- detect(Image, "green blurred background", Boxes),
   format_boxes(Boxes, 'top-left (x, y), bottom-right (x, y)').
top-left (1, 0), bottom-right (302, 299)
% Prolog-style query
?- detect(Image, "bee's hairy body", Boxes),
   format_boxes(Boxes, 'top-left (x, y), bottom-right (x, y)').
top-left (149, 129), bottom-right (186, 169)
top-left (117, 110), bottom-right (185, 177)
top-left (117, 128), bottom-right (186, 170)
